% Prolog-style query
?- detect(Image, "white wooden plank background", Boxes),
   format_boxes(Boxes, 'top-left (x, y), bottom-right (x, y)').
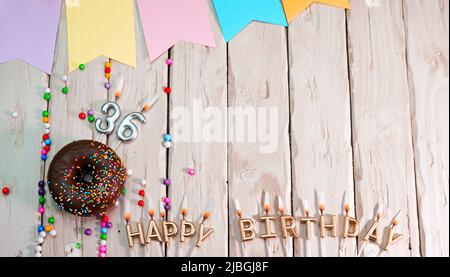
top-left (0, 0), bottom-right (448, 257)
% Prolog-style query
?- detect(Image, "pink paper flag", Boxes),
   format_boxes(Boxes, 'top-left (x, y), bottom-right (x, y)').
top-left (0, 0), bottom-right (62, 73)
top-left (137, 0), bottom-right (216, 61)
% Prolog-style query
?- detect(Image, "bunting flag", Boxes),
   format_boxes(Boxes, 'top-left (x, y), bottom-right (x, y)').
top-left (281, 0), bottom-right (350, 22)
top-left (0, 0), bottom-right (62, 73)
top-left (66, 0), bottom-right (136, 71)
top-left (212, 0), bottom-right (288, 42)
top-left (137, 0), bottom-right (216, 61)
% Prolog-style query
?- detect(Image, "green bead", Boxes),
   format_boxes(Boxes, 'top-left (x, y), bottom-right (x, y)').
top-left (122, 188), bottom-right (126, 195)
top-left (88, 115), bottom-right (95, 123)
top-left (75, 242), bottom-right (81, 249)
top-left (39, 196), bottom-right (45, 204)
top-left (43, 93), bottom-right (51, 101)
top-left (61, 86), bottom-right (69, 94)
top-left (79, 64), bottom-right (86, 71)
top-left (100, 234), bottom-right (107, 240)
top-left (48, 216), bottom-right (55, 224)
top-left (42, 111), bottom-right (49, 117)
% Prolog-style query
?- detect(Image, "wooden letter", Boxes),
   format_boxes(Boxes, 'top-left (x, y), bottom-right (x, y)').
top-left (146, 219), bottom-right (163, 243)
top-left (342, 216), bottom-right (360, 238)
top-left (299, 217), bottom-right (317, 240)
top-left (280, 215), bottom-right (298, 238)
top-left (196, 223), bottom-right (214, 247)
top-left (239, 218), bottom-right (256, 242)
top-left (363, 220), bottom-right (381, 245)
top-left (384, 227), bottom-right (404, 251)
top-left (320, 215), bottom-right (338, 237)
top-left (162, 221), bottom-right (178, 243)
top-left (126, 222), bottom-right (146, 247)
top-left (180, 219), bottom-right (196, 242)
top-left (259, 215), bottom-right (277, 239)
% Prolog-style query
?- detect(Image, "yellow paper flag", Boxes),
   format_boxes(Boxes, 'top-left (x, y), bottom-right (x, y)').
top-left (66, 0), bottom-right (136, 71)
top-left (281, 0), bottom-right (350, 22)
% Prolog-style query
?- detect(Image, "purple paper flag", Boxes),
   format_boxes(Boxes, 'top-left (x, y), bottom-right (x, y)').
top-left (0, 0), bottom-right (62, 73)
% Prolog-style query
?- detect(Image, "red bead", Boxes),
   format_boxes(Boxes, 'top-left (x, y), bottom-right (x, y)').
top-left (79, 112), bottom-right (86, 120)
top-left (138, 190), bottom-right (145, 197)
top-left (2, 187), bottom-right (10, 195)
top-left (105, 68), bottom-right (111, 74)
top-left (164, 87), bottom-right (171, 94)
top-left (42, 134), bottom-right (50, 140)
top-left (102, 215), bottom-right (109, 222)
top-left (44, 145), bottom-right (51, 152)
top-left (138, 200), bottom-right (145, 207)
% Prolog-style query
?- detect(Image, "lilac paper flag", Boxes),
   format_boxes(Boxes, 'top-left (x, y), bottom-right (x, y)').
top-left (0, 0), bottom-right (62, 73)
top-left (137, 0), bottom-right (216, 61)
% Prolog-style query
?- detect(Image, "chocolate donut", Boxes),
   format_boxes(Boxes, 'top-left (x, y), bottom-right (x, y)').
top-left (47, 140), bottom-right (126, 217)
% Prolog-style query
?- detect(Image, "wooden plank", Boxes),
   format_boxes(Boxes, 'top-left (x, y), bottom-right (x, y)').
top-left (106, 1), bottom-right (168, 257)
top-left (403, 0), bottom-right (449, 257)
top-left (347, 0), bottom-right (420, 256)
top-left (166, 10), bottom-right (228, 256)
top-left (288, 5), bottom-right (355, 257)
top-left (0, 61), bottom-right (49, 257)
top-left (42, 3), bottom-right (109, 257)
top-left (228, 22), bottom-right (292, 257)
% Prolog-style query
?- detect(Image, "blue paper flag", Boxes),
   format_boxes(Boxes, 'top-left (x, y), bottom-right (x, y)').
top-left (212, 0), bottom-right (288, 42)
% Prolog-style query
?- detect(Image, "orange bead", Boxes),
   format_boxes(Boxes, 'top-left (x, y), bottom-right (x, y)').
top-left (45, 225), bottom-right (53, 232)
top-left (42, 117), bottom-right (49, 123)
top-left (105, 73), bottom-right (111, 79)
top-left (105, 62), bottom-right (111, 68)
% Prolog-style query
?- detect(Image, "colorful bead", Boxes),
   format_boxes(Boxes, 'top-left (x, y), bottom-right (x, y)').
top-left (38, 181), bottom-right (45, 188)
top-left (138, 190), bottom-right (145, 197)
top-left (138, 200), bottom-right (145, 207)
top-left (188, 168), bottom-right (195, 176)
top-left (163, 134), bottom-right (172, 142)
top-left (105, 62), bottom-right (111, 68)
top-left (38, 196), bottom-right (45, 204)
top-left (164, 203), bottom-right (171, 210)
top-left (38, 188), bottom-right (45, 196)
top-left (75, 242), bottom-right (82, 249)
top-left (163, 197), bottom-right (171, 204)
top-left (98, 252), bottom-right (106, 257)
top-left (105, 68), bottom-right (111, 74)
top-left (42, 117), bottom-right (49, 123)
top-left (61, 86), bottom-right (69, 94)
top-left (44, 225), bottom-right (53, 232)
top-left (88, 115), bottom-right (95, 123)
top-left (42, 111), bottom-right (49, 117)
top-left (100, 233), bottom-right (107, 240)
top-left (79, 64), bottom-right (86, 71)
top-left (2, 186), bottom-right (10, 195)
top-left (163, 179), bottom-right (171, 186)
top-left (79, 112), bottom-right (86, 120)
top-left (102, 215), bottom-right (109, 222)
top-left (104, 82), bottom-right (111, 89)
top-left (44, 88), bottom-right (51, 93)
top-left (99, 246), bottom-right (107, 252)
top-left (38, 207), bottom-right (45, 214)
top-left (105, 73), bottom-right (111, 79)
top-left (101, 228), bottom-right (108, 234)
top-left (44, 145), bottom-right (51, 152)
top-left (106, 222), bottom-right (113, 228)
top-left (41, 154), bottom-right (47, 161)
top-left (99, 240), bottom-right (107, 246)
top-left (84, 228), bottom-right (92, 236)
top-left (166, 59), bottom-right (173, 66)
top-left (87, 110), bottom-right (94, 116)
top-left (41, 149), bottom-right (47, 155)
top-left (38, 226), bottom-right (44, 232)
top-left (45, 139), bottom-right (52, 145)
top-left (164, 87), bottom-right (172, 94)
top-left (43, 93), bottom-right (51, 101)
top-left (48, 217), bottom-right (55, 224)
top-left (101, 221), bottom-right (107, 228)
top-left (122, 188), bottom-right (127, 195)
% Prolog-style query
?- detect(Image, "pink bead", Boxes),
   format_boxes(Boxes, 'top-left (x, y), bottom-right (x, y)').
top-left (188, 168), bottom-right (195, 176)
top-left (41, 149), bottom-right (47, 155)
top-left (163, 197), bottom-right (170, 204)
top-left (98, 252), bottom-right (106, 257)
top-left (38, 207), bottom-right (45, 214)
top-left (101, 222), bottom-right (107, 228)
top-left (166, 59), bottom-right (173, 66)
top-left (99, 246), bottom-right (107, 252)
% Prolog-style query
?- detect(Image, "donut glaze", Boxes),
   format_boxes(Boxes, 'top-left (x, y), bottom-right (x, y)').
top-left (47, 140), bottom-right (126, 217)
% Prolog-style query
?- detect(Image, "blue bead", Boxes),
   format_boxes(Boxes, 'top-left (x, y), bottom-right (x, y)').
top-left (38, 226), bottom-right (44, 232)
top-left (101, 228), bottom-right (108, 234)
top-left (163, 134), bottom-right (172, 142)
top-left (45, 139), bottom-right (52, 146)
top-left (38, 181), bottom-right (45, 187)
top-left (38, 188), bottom-right (45, 196)
top-left (41, 154), bottom-right (47, 161)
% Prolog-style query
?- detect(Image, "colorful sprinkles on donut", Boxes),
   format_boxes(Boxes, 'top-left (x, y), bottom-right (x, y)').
top-left (47, 140), bottom-right (126, 217)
